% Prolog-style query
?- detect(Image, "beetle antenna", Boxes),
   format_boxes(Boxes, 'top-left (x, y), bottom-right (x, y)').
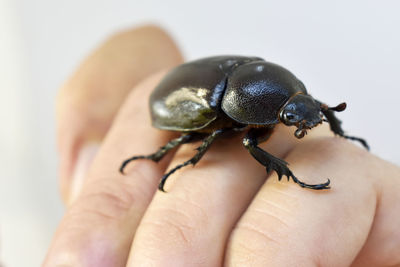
top-left (320, 102), bottom-right (347, 112)
top-left (329, 102), bottom-right (347, 112)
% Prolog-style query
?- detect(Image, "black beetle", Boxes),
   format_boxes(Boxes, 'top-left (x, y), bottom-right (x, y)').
top-left (120, 55), bottom-right (369, 191)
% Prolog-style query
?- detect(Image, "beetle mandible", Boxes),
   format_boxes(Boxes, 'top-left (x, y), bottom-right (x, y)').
top-left (120, 55), bottom-right (369, 192)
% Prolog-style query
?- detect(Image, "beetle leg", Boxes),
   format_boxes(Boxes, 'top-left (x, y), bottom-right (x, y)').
top-left (158, 128), bottom-right (227, 192)
top-left (243, 128), bottom-right (331, 190)
top-left (119, 133), bottom-right (201, 174)
top-left (317, 100), bottom-right (370, 150)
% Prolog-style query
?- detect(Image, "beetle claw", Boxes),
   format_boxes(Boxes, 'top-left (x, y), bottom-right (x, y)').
top-left (158, 180), bottom-right (167, 192)
top-left (291, 175), bottom-right (331, 190)
top-left (269, 158), bottom-right (330, 190)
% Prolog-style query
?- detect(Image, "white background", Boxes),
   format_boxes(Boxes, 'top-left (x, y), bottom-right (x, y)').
top-left (1, 0), bottom-right (399, 266)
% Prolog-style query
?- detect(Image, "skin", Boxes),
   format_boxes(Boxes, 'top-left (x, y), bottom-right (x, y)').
top-left (45, 25), bottom-right (400, 267)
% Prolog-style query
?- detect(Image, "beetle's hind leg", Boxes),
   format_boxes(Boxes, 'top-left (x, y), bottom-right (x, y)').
top-left (119, 133), bottom-right (200, 174)
top-left (158, 129), bottom-right (227, 192)
top-left (243, 128), bottom-right (330, 190)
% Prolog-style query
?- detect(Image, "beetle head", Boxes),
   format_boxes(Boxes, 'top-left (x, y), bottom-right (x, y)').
top-left (279, 94), bottom-right (324, 138)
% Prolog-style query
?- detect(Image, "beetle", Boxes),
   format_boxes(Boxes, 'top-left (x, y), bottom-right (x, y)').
top-left (120, 55), bottom-right (369, 192)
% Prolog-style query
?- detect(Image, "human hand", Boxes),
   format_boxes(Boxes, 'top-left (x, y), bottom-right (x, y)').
top-left (44, 25), bottom-right (400, 266)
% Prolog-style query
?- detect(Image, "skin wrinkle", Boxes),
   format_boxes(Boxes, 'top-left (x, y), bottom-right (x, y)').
top-left (264, 184), bottom-right (301, 199)
top-left (143, 219), bottom-right (193, 248)
top-left (239, 223), bottom-right (282, 246)
top-left (137, 219), bottom-right (210, 267)
top-left (133, 219), bottom-right (208, 267)
top-left (56, 211), bottom-right (98, 235)
top-left (79, 207), bottom-right (118, 223)
top-left (224, 242), bottom-right (257, 267)
top-left (255, 194), bottom-right (293, 214)
top-left (247, 207), bottom-right (290, 229)
top-left (73, 175), bottom-right (147, 220)
top-left (131, 213), bottom-right (209, 267)
top-left (146, 205), bottom-right (198, 232)
top-left (232, 223), bottom-right (281, 257)
top-left (169, 192), bottom-right (210, 223)
top-left (84, 179), bottom-right (135, 211)
top-left (65, 196), bottom-right (127, 229)
top-left (142, 191), bottom-right (213, 246)
top-left (68, 164), bottom-right (162, 223)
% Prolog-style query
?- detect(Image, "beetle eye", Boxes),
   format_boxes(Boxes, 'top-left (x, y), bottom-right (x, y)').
top-left (280, 111), bottom-right (299, 125)
top-left (279, 107), bottom-right (299, 125)
top-left (285, 113), bottom-right (295, 121)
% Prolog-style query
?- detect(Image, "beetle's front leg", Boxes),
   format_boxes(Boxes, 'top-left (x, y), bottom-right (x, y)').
top-left (243, 127), bottom-right (330, 190)
top-left (317, 100), bottom-right (369, 150)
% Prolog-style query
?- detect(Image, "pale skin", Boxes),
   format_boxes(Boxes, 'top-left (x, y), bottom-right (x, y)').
top-left (44, 25), bottom-right (400, 267)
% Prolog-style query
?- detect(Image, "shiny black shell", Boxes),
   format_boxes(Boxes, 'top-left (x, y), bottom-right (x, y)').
top-left (150, 56), bottom-right (307, 131)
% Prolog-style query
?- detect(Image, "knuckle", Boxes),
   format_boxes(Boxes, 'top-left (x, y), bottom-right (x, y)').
top-left (71, 173), bottom-right (150, 222)
top-left (317, 136), bottom-right (354, 152)
top-left (228, 221), bottom-right (321, 266)
top-left (228, 198), bottom-right (323, 266)
top-left (227, 224), bottom-right (280, 266)
top-left (73, 180), bottom-right (134, 221)
top-left (228, 205), bottom-right (290, 261)
top-left (231, 220), bottom-right (284, 255)
top-left (145, 213), bottom-right (195, 247)
top-left (139, 197), bottom-right (208, 249)
top-left (298, 136), bottom-right (369, 162)
top-left (137, 212), bottom-right (197, 257)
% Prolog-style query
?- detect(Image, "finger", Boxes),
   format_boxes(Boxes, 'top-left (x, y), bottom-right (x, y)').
top-left (56, 25), bottom-right (183, 204)
top-left (127, 125), bottom-right (302, 266)
top-left (226, 137), bottom-right (379, 266)
top-left (351, 159), bottom-right (400, 266)
top-left (44, 72), bottom-right (177, 267)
